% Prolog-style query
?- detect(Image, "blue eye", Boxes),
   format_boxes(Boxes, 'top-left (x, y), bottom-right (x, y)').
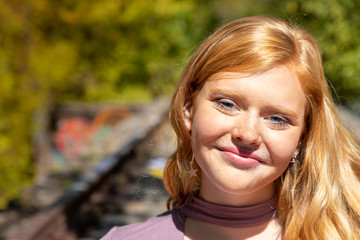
top-left (268, 115), bottom-right (289, 129)
top-left (215, 99), bottom-right (236, 111)
top-left (269, 116), bottom-right (285, 123)
top-left (220, 101), bottom-right (235, 109)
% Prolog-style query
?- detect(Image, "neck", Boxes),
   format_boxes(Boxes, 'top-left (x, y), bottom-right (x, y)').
top-left (198, 182), bottom-right (275, 207)
top-left (180, 197), bottom-right (277, 228)
top-left (182, 196), bottom-right (281, 239)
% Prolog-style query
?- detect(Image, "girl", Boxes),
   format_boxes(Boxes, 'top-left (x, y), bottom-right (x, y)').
top-left (102, 16), bottom-right (360, 240)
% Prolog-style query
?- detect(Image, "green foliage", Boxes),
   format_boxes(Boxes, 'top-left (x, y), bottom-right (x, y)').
top-left (297, 0), bottom-right (360, 106)
top-left (0, 0), bottom-right (212, 208)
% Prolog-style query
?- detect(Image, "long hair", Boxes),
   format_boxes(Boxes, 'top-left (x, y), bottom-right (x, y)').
top-left (163, 16), bottom-right (360, 239)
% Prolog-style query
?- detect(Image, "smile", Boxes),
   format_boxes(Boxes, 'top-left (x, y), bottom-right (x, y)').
top-left (217, 147), bottom-right (263, 167)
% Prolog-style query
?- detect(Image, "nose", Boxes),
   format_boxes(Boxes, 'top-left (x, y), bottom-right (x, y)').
top-left (232, 112), bottom-right (261, 146)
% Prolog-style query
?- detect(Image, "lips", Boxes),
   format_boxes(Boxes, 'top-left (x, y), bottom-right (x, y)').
top-left (217, 146), bottom-right (263, 167)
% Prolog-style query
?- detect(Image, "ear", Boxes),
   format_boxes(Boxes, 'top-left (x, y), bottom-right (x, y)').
top-left (183, 102), bottom-right (193, 131)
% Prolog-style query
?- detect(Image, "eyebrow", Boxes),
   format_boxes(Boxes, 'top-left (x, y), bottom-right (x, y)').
top-left (208, 88), bottom-right (301, 123)
top-left (265, 106), bottom-right (301, 124)
top-left (209, 88), bottom-right (249, 104)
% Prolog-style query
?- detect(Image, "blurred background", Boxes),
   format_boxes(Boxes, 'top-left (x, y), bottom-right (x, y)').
top-left (0, 0), bottom-right (360, 237)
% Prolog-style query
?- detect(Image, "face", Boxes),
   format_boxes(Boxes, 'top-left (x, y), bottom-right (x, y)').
top-left (184, 65), bottom-right (307, 206)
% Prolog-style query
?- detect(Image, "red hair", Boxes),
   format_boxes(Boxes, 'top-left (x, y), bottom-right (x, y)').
top-left (163, 16), bottom-right (360, 239)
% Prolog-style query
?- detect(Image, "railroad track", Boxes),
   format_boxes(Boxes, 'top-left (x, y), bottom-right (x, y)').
top-left (5, 97), bottom-right (173, 240)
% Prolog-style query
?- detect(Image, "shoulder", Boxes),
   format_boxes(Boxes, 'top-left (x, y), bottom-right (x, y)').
top-left (100, 208), bottom-right (185, 240)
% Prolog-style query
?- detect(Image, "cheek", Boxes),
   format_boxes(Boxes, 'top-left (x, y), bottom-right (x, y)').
top-left (191, 120), bottom-right (215, 148)
top-left (266, 131), bottom-right (301, 165)
top-left (191, 111), bottom-right (230, 146)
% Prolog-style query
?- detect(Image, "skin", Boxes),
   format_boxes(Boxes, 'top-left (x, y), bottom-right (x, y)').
top-left (183, 65), bottom-right (307, 239)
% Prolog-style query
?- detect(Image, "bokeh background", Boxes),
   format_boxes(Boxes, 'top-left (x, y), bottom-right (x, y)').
top-left (1, 0), bottom-right (360, 210)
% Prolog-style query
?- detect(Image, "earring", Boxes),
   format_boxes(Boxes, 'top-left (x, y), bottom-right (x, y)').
top-left (290, 157), bottom-right (296, 163)
top-left (188, 155), bottom-right (198, 178)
